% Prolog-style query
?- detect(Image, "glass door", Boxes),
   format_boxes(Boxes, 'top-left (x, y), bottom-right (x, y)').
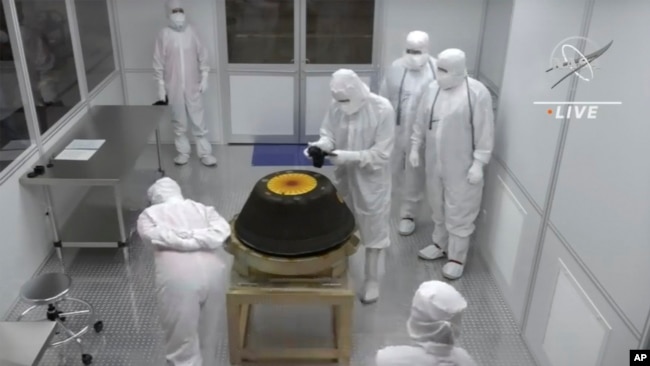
top-left (298, 0), bottom-right (377, 143)
top-left (223, 0), bottom-right (300, 143)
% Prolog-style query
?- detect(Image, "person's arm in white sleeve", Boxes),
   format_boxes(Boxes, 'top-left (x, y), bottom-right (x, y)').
top-left (356, 102), bottom-right (395, 170)
top-left (137, 210), bottom-right (195, 249)
top-left (471, 85), bottom-right (494, 166)
top-left (315, 103), bottom-right (337, 152)
top-left (192, 206), bottom-right (232, 250)
top-left (153, 31), bottom-right (166, 87)
top-left (194, 28), bottom-right (210, 77)
top-left (410, 84), bottom-right (430, 151)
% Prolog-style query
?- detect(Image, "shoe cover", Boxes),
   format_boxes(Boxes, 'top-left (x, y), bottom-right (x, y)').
top-left (418, 244), bottom-right (445, 260)
top-left (442, 261), bottom-right (464, 280)
top-left (398, 218), bottom-right (416, 236)
top-left (200, 155), bottom-right (217, 166)
top-left (174, 154), bottom-right (189, 165)
top-left (361, 248), bottom-right (381, 304)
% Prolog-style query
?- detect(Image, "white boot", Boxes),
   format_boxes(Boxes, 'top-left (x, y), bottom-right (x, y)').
top-left (442, 235), bottom-right (470, 280)
top-left (418, 243), bottom-right (446, 260)
top-left (200, 155), bottom-right (218, 166)
top-left (361, 248), bottom-right (381, 304)
top-left (398, 218), bottom-right (416, 236)
top-left (174, 154), bottom-right (190, 165)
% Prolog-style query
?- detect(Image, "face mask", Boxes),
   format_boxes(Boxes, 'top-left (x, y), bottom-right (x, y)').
top-left (435, 66), bottom-right (465, 90)
top-left (170, 13), bottom-right (186, 29)
top-left (404, 54), bottom-right (427, 70)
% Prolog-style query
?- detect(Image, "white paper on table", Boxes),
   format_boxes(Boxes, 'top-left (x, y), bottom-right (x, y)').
top-left (64, 139), bottom-right (105, 150)
top-left (55, 149), bottom-right (97, 161)
top-left (2, 139), bottom-right (31, 150)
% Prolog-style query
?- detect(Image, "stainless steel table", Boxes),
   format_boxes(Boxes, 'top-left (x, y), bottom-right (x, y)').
top-left (0, 321), bottom-right (57, 366)
top-left (20, 106), bottom-right (167, 267)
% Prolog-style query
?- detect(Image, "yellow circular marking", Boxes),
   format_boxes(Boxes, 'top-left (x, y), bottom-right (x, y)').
top-left (267, 173), bottom-right (318, 196)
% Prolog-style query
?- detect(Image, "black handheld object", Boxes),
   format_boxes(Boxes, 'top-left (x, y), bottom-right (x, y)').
top-left (152, 96), bottom-right (168, 106)
top-left (307, 146), bottom-right (329, 168)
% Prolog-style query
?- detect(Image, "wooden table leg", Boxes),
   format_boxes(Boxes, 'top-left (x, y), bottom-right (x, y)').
top-left (226, 295), bottom-right (242, 365)
top-left (336, 300), bottom-right (353, 366)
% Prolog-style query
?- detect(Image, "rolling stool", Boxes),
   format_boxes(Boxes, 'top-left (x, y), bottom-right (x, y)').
top-left (16, 273), bottom-right (104, 365)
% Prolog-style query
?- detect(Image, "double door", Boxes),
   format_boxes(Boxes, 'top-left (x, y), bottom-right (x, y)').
top-left (221, 0), bottom-right (378, 144)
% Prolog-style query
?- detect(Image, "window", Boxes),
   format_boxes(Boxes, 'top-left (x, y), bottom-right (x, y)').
top-left (0, 3), bottom-right (32, 172)
top-left (16, 0), bottom-right (81, 136)
top-left (226, 0), bottom-right (295, 64)
top-left (75, 0), bottom-right (115, 92)
top-left (305, 0), bottom-right (374, 64)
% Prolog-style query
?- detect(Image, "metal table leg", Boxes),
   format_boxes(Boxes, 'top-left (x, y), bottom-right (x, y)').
top-left (43, 186), bottom-right (65, 271)
top-left (113, 185), bottom-right (129, 263)
top-left (155, 128), bottom-right (164, 176)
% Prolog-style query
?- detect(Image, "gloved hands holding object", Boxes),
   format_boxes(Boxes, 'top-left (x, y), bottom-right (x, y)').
top-left (409, 149), bottom-right (420, 167)
top-left (199, 73), bottom-right (208, 93)
top-left (303, 140), bottom-right (330, 158)
top-left (467, 160), bottom-right (484, 184)
top-left (157, 82), bottom-right (166, 102)
top-left (329, 150), bottom-right (360, 165)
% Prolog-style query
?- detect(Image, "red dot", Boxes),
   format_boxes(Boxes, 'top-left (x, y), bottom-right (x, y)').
top-left (547, 109), bottom-right (553, 115)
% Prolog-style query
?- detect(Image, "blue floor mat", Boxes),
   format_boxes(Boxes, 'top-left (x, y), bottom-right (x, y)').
top-left (251, 144), bottom-right (332, 166)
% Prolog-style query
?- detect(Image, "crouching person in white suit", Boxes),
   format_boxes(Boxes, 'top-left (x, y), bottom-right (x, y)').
top-left (376, 280), bottom-right (477, 366)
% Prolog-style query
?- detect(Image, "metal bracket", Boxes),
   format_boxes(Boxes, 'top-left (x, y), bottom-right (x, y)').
top-left (53, 241), bottom-right (62, 248)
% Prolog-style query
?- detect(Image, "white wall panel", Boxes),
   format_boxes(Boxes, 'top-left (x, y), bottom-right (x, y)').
top-left (125, 72), bottom-right (221, 144)
top-left (477, 0), bottom-right (513, 89)
top-left (380, 0), bottom-right (484, 73)
top-left (229, 75), bottom-right (294, 136)
top-left (115, 0), bottom-right (218, 70)
top-left (549, 0), bottom-right (650, 331)
top-left (475, 159), bottom-right (542, 322)
top-left (304, 75), bottom-right (371, 136)
top-left (542, 262), bottom-right (610, 366)
top-left (485, 174), bottom-right (525, 286)
top-left (494, 0), bottom-right (587, 207)
top-left (90, 74), bottom-right (125, 106)
top-left (525, 229), bottom-right (640, 366)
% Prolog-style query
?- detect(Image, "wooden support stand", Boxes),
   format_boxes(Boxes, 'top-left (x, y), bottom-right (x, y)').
top-left (227, 271), bottom-right (354, 366)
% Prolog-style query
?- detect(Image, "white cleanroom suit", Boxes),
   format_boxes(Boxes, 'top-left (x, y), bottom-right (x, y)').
top-left (137, 177), bottom-right (232, 366)
top-left (379, 30), bottom-right (436, 236)
top-left (376, 280), bottom-right (477, 366)
top-left (154, 0), bottom-right (217, 166)
top-left (410, 49), bottom-right (494, 280)
top-left (304, 69), bottom-right (394, 304)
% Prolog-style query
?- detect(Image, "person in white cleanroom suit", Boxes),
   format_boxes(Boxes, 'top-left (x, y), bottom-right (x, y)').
top-left (304, 69), bottom-right (394, 304)
top-left (410, 49), bottom-right (494, 280)
top-left (137, 177), bottom-right (231, 366)
top-left (153, 0), bottom-right (217, 167)
top-left (376, 280), bottom-right (477, 366)
top-left (379, 30), bottom-right (436, 236)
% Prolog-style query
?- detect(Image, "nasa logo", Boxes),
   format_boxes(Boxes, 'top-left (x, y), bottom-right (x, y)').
top-left (534, 36), bottom-right (621, 119)
top-left (547, 36), bottom-right (613, 89)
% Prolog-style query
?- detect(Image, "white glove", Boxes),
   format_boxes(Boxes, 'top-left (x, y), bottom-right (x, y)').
top-left (199, 73), bottom-right (208, 93)
top-left (329, 150), bottom-right (360, 165)
top-left (157, 82), bottom-right (166, 101)
top-left (0, 30), bottom-right (8, 44)
top-left (467, 161), bottom-right (484, 184)
top-left (409, 149), bottom-right (420, 167)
